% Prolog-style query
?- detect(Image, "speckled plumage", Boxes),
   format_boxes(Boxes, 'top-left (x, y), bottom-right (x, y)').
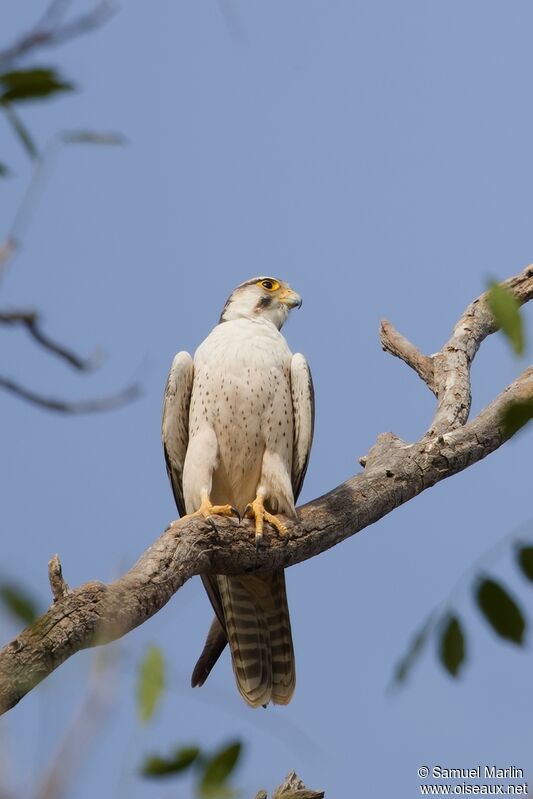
top-left (183, 318), bottom-right (296, 517)
top-left (162, 277), bottom-right (314, 707)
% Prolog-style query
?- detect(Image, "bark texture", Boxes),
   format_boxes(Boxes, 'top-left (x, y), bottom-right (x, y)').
top-left (1, 265), bottom-right (532, 715)
top-left (254, 770), bottom-right (324, 798)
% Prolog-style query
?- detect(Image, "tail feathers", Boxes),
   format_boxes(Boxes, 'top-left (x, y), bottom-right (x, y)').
top-left (265, 571), bottom-right (295, 705)
top-left (217, 571), bottom-right (295, 707)
top-left (191, 616), bottom-right (227, 688)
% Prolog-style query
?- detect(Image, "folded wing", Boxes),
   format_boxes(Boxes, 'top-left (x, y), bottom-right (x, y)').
top-left (162, 351), bottom-right (194, 517)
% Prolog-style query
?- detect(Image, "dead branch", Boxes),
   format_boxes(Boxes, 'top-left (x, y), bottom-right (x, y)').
top-left (0, 265), bottom-right (532, 715)
top-left (0, 310), bottom-right (100, 371)
top-left (0, 0), bottom-right (116, 69)
top-left (380, 320), bottom-right (435, 392)
top-left (379, 265), bottom-right (533, 436)
top-left (216, 0), bottom-right (246, 47)
top-left (254, 771), bottom-right (324, 799)
top-left (0, 376), bottom-right (140, 414)
top-left (48, 555), bottom-right (69, 602)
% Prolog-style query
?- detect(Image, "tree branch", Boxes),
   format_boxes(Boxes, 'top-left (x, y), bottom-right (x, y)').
top-left (48, 554), bottom-right (69, 602)
top-left (1, 266), bottom-right (532, 715)
top-left (0, 0), bottom-right (116, 69)
top-left (0, 375), bottom-right (140, 414)
top-left (379, 320), bottom-right (435, 392)
top-left (0, 310), bottom-right (101, 371)
top-left (255, 771), bottom-right (324, 799)
top-left (381, 266), bottom-right (533, 436)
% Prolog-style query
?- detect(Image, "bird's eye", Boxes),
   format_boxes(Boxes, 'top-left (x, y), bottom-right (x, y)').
top-left (260, 279), bottom-right (280, 291)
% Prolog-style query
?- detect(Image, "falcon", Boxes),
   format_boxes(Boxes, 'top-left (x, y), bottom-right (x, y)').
top-left (162, 277), bottom-right (314, 707)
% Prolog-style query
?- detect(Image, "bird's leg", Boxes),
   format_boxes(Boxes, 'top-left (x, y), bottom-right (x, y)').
top-left (188, 490), bottom-right (240, 521)
top-left (244, 494), bottom-right (287, 545)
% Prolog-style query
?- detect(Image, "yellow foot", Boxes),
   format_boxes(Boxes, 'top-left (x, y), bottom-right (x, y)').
top-left (189, 496), bottom-right (240, 522)
top-left (244, 496), bottom-right (287, 545)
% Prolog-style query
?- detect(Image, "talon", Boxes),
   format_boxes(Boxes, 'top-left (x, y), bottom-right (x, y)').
top-left (244, 496), bottom-right (287, 541)
top-left (206, 518), bottom-right (219, 534)
top-left (209, 504), bottom-right (238, 517)
top-left (184, 493), bottom-right (241, 523)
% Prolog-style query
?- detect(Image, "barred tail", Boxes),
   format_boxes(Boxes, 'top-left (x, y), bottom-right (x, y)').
top-left (191, 616), bottom-right (227, 688)
top-left (217, 571), bottom-right (295, 707)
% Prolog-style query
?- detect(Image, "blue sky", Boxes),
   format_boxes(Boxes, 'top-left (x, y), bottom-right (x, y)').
top-left (1, 1), bottom-right (533, 797)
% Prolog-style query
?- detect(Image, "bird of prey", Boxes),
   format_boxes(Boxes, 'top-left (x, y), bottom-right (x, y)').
top-left (162, 277), bottom-right (314, 707)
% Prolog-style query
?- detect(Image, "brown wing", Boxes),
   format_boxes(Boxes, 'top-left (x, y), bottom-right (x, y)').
top-left (161, 351), bottom-right (194, 517)
top-left (290, 353), bottom-right (315, 502)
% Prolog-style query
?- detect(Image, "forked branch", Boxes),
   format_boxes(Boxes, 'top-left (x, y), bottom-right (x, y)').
top-left (0, 265), bottom-right (532, 715)
top-left (0, 0), bottom-right (116, 68)
top-left (0, 310), bottom-right (101, 370)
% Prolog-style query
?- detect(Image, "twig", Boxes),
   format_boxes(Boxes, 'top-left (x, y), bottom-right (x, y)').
top-left (428, 265), bottom-right (533, 435)
top-left (380, 265), bottom-right (533, 436)
top-left (48, 555), bottom-right (69, 603)
top-left (0, 265), bottom-right (531, 714)
top-left (38, 1), bottom-right (74, 31)
top-left (0, 239), bottom-right (16, 272)
top-left (272, 771), bottom-right (324, 798)
top-left (0, 135), bottom-right (64, 279)
top-left (379, 320), bottom-right (435, 392)
top-left (0, 0), bottom-right (117, 69)
top-left (0, 376), bottom-right (140, 414)
top-left (34, 649), bottom-right (117, 799)
top-left (0, 310), bottom-right (101, 371)
top-left (216, 0), bottom-right (246, 47)
top-left (0, 130), bottom-right (124, 281)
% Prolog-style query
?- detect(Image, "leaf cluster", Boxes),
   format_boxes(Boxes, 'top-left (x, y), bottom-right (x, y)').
top-left (136, 645), bottom-right (243, 797)
top-left (486, 282), bottom-right (533, 437)
top-left (391, 544), bottom-right (533, 687)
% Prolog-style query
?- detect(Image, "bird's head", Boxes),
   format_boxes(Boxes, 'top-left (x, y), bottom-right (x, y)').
top-left (219, 277), bottom-right (302, 329)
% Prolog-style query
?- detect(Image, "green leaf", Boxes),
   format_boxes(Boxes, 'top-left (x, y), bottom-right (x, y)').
top-left (62, 130), bottom-right (126, 146)
top-left (2, 103), bottom-right (38, 159)
top-left (141, 746), bottom-right (200, 778)
top-left (0, 584), bottom-right (39, 624)
top-left (0, 68), bottom-right (75, 103)
top-left (487, 280), bottom-right (525, 356)
top-left (389, 612), bottom-right (435, 688)
top-left (199, 787), bottom-right (237, 799)
top-left (137, 645), bottom-right (165, 722)
top-left (501, 399), bottom-right (533, 439)
top-left (438, 614), bottom-right (466, 677)
top-left (199, 741), bottom-right (242, 798)
top-left (0, 161), bottom-right (9, 176)
top-left (476, 577), bottom-right (525, 645)
top-left (516, 545), bottom-right (533, 581)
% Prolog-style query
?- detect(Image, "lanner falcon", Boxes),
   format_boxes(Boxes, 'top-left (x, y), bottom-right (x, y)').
top-left (162, 277), bottom-right (314, 707)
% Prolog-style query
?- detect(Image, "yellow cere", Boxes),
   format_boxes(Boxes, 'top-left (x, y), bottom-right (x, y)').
top-left (259, 279), bottom-right (280, 291)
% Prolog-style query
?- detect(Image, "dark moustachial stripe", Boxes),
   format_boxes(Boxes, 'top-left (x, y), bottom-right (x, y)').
top-left (256, 296), bottom-right (273, 310)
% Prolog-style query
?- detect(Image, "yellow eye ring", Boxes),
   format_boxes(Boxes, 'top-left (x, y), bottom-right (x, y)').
top-left (259, 279), bottom-right (280, 291)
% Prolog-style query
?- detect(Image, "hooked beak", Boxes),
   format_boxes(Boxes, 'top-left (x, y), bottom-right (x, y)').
top-left (280, 288), bottom-right (302, 309)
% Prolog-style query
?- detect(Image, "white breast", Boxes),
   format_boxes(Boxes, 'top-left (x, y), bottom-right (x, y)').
top-left (189, 319), bottom-right (294, 512)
